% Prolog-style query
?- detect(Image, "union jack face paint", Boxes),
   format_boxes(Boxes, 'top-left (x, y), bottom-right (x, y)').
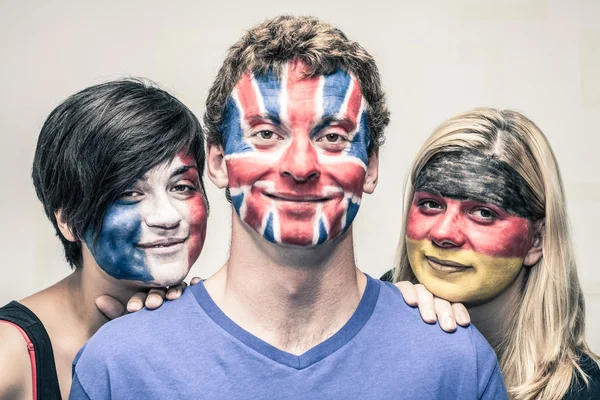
top-left (405, 150), bottom-right (538, 304)
top-left (222, 60), bottom-right (370, 246)
top-left (84, 153), bottom-right (208, 286)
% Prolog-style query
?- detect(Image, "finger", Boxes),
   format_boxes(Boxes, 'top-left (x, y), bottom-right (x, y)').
top-left (434, 297), bottom-right (457, 333)
top-left (145, 288), bottom-right (167, 310)
top-left (394, 281), bottom-right (418, 307)
top-left (166, 282), bottom-right (187, 300)
top-left (127, 292), bottom-right (148, 313)
top-left (190, 277), bottom-right (202, 286)
top-left (414, 284), bottom-right (436, 324)
top-left (95, 295), bottom-right (126, 320)
top-left (452, 302), bottom-right (471, 327)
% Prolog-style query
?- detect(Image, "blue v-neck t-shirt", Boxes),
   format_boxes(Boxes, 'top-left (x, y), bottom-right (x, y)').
top-left (70, 274), bottom-right (507, 399)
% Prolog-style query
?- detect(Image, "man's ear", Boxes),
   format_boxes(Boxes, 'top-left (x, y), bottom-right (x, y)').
top-left (54, 210), bottom-right (76, 242)
top-left (524, 221), bottom-right (544, 266)
top-left (207, 143), bottom-right (229, 189)
top-left (363, 151), bottom-right (379, 194)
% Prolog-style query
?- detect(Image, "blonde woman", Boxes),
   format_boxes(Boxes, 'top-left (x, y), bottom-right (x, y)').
top-left (390, 107), bottom-right (599, 399)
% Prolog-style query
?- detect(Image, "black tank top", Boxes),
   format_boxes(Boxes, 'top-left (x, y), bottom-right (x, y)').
top-left (0, 301), bottom-right (61, 399)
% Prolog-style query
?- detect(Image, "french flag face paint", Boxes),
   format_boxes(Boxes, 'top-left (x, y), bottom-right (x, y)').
top-left (222, 60), bottom-right (370, 247)
top-left (405, 150), bottom-right (538, 304)
top-left (84, 153), bottom-right (208, 286)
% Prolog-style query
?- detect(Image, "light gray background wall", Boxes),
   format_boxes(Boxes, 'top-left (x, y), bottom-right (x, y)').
top-left (0, 0), bottom-right (598, 352)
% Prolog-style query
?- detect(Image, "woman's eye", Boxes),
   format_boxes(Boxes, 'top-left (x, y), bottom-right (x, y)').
top-left (472, 208), bottom-right (497, 221)
top-left (420, 200), bottom-right (442, 209)
top-left (117, 190), bottom-right (143, 202)
top-left (172, 184), bottom-right (196, 193)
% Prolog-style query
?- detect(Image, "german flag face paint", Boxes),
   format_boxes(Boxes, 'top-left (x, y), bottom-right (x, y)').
top-left (406, 149), bottom-right (538, 304)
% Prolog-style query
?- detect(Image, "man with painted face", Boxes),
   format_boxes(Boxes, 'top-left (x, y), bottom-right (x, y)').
top-left (70, 16), bottom-right (507, 399)
top-left (0, 79), bottom-right (208, 399)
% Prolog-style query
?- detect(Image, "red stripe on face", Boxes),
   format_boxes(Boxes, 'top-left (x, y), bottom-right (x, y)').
top-left (177, 153), bottom-right (208, 268)
top-left (344, 79), bottom-right (363, 126)
top-left (285, 61), bottom-right (321, 134)
top-left (277, 204), bottom-right (317, 246)
top-left (406, 192), bottom-right (533, 259)
top-left (235, 73), bottom-right (261, 122)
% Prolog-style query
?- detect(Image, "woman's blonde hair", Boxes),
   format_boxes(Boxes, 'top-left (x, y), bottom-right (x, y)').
top-left (393, 107), bottom-right (596, 400)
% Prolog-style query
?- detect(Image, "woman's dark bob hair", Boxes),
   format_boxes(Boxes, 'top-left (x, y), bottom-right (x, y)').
top-left (32, 78), bottom-right (205, 269)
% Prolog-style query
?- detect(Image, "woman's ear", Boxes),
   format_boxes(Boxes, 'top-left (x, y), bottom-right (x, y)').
top-left (206, 143), bottom-right (229, 189)
top-left (524, 221), bottom-right (544, 266)
top-left (54, 210), bottom-right (77, 242)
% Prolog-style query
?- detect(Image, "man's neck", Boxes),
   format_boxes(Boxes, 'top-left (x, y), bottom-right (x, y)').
top-left (204, 213), bottom-right (367, 355)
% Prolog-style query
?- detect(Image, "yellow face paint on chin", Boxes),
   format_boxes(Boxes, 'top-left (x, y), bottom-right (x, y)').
top-left (406, 237), bottom-right (524, 304)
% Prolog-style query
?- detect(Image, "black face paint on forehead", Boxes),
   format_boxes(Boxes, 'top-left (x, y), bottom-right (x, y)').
top-left (414, 149), bottom-right (538, 219)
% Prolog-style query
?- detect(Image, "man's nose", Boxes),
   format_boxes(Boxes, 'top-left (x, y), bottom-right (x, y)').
top-left (279, 134), bottom-right (321, 182)
top-left (429, 208), bottom-right (465, 248)
top-left (144, 193), bottom-right (182, 230)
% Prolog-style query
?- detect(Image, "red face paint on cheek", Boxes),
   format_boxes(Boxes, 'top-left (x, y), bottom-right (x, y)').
top-left (406, 193), bottom-right (533, 259)
top-left (186, 193), bottom-right (207, 267)
top-left (225, 61), bottom-right (369, 247)
top-left (175, 152), bottom-right (208, 267)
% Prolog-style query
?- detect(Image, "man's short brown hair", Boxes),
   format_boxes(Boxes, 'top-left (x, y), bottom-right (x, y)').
top-left (204, 15), bottom-right (390, 155)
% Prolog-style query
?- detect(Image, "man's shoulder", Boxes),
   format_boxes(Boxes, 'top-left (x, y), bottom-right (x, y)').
top-left (79, 288), bottom-right (202, 358)
top-left (361, 280), bottom-right (506, 398)
top-left (372, 281), bottom-right (495, 358)
top-left (71, 288), bottom-right (212, 398)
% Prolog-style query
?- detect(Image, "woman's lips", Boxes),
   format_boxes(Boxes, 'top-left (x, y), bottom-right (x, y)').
top-left (425, 255), bottom-right (472, 273)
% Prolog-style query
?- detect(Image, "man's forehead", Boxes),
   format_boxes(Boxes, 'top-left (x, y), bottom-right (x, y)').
top-left (233, 61), bottom-right (361, 96)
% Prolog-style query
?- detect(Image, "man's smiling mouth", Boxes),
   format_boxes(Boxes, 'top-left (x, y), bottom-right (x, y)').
top-left (263, 192), bottom-right (331, 203)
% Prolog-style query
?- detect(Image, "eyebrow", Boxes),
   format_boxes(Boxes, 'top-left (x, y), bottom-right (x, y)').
top-left (171, 164), bottom-right (198, 178)
top-left (245, 112), bottom-right (282, 126)
top-left (311, 115), bottom-right (357, 136)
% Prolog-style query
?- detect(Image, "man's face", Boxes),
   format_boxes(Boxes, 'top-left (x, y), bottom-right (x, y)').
top-left (83, 152), bottom-right (208, 286)
top-left (405, 150), bottom-right (538, 304)
top-left (221, 60), bottom-right (371, 246)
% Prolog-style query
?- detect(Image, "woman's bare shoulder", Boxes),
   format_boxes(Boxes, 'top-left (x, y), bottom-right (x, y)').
top-left (0, 322), bottom-right (33, 399)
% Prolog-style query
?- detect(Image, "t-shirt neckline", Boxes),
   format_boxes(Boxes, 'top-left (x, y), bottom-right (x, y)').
top-left (191, 273), bottom-right (380, 370)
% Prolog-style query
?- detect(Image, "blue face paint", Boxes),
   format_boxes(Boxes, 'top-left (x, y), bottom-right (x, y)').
top-left (84, 200), bottom-right (152, 282)
top-left (223, 61), bottom-right (371, 246)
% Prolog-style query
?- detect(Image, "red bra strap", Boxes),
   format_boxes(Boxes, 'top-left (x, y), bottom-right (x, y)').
top-left (0, 320), bottom-right (37, 400)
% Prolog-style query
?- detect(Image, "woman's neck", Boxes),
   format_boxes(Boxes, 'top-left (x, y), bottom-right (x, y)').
top-left (467, 268), bottom-right (526, 349)
top-left (21, 262), bottom-right (147, 347)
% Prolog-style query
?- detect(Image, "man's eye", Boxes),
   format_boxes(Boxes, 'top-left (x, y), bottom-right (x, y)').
top-left (325, 133), bottom-right (344, 142)
top-left (258, 130), bottom-right (275, 139)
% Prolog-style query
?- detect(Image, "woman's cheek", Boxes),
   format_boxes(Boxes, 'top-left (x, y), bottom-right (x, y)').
top-left (405, 205), bottom-right (432, 241)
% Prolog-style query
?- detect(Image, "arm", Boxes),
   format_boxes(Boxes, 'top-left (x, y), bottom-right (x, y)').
top-left (0, 323), bottom-right (33, 400)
